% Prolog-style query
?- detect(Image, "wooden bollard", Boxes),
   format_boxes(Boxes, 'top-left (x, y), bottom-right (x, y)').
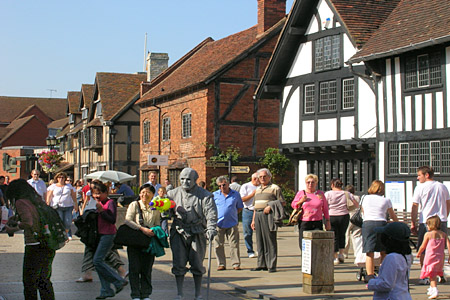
top-left (302, 230), bottom-right (334, 294)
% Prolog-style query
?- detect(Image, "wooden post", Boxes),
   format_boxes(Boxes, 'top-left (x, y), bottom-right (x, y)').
top-left (302, 230), bottom-right (334, 294)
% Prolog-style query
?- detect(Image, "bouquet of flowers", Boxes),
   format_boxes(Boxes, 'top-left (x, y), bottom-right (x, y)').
top-left (38, 150), bottom-right (64, 173)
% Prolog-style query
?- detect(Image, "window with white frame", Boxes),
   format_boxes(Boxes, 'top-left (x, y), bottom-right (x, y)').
top-left (182, 113), bottom-right (192, 138)
top-left (342, 78), bottom-right (355, 109)
top-left (143, 120), bottom-right (150, 144)
top-left (95, 102), bottom-right (102, 117)
top-left (162, 117), bottom-right (171, 141)
top-left (315, 35), bottom-right (340, 72)
top-left (304, 84), bottom-right (315, 114)
top-left (82, 108), bottom-right (88, 120)
top-left (388, 139), bottom-right (450, 175)
top-left (405, 52), bottom-right (441, 89)
top-left (319, 80), bottom-right (337, 112)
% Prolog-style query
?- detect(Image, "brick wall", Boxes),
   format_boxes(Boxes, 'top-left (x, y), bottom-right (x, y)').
top-left (257, 0), bottom-right (286, 35)
top-left (2, 118), bottom-right (48, 147)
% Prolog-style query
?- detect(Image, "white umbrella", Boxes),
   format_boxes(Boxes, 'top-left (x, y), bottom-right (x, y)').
top-left (85, 170), bottom-right (136, 183)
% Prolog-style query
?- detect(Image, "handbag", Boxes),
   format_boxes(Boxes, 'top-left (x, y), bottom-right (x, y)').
top-left (114, 201), bottom-right (151, 248)
top-left (288, 190), bottom-right (305, 226)
top-left (345, 192), bottom-right (356, 211)
top-left (350, 195), bottom-right (365, 228)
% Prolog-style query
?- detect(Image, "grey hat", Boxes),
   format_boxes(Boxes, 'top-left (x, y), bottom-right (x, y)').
top-left (374, 222), bottom-right (410, 241)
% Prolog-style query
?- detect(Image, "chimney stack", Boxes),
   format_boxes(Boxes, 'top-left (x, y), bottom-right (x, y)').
top-left (257, 0), bottom-right (286, 36)
top-left (146, 52), bottom-right (169, 82)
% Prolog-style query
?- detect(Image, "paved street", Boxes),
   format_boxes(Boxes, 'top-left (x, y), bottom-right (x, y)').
top-left (0, 225), bottom-right (448, 300)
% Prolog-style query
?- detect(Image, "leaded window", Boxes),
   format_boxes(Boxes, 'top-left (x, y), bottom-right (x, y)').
top-left (143, 120), bottom-right (150, 144)
top-left (182, 113), bottom-right (192, 138)
top-left (319, 80), bottom-right (337, 112)
top-left (315, 35), bottom-right (340, 72)
top-left (162, 117), bottom-right (171, 141)
top-left (405, 52), bottom-right (442, 89)
top-left (304, 84), bottom-right (315, 114)
top-left (342, 78), bottom-right (355, 109)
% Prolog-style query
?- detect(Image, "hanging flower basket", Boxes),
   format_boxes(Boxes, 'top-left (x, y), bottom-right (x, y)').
top-left (38, 150), bottom-right (64, 173)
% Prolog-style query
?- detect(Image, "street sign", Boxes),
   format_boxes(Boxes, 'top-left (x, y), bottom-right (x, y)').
top-left (231, 166), bottom-right (250, 173)
top-left (205, 161), bottom-right (228, 168)
top-left (147, 155), bottom-right (169, 166)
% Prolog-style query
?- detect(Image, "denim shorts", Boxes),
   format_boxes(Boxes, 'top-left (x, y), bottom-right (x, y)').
top-left (362, 220), bottom-right (386, 253)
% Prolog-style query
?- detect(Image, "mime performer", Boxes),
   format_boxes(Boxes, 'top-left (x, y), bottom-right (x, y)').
top-left (167, 168), bottom-right (218, 300)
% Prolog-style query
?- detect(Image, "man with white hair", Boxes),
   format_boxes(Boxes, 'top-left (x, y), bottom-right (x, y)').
top-left (251, 168), bottom-right (285, 273)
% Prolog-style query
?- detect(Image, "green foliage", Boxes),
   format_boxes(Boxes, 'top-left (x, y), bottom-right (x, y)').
top-left (205, 143), bottom-right (240, 163)
top-left (259, 147), bottom-right (291, 180)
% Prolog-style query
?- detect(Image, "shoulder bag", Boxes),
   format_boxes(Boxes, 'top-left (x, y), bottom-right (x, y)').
top-left (114, 201), bottom-right (152, 248)
top-left (350, 195), bottom-right (365, 228)
top-left (345, 192), bottom-right (357, 211)
top-left (288, 190), bottom-right (305, 226)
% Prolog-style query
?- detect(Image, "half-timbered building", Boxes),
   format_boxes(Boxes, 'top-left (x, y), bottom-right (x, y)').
top-left (349, 0), bottom-right (450, 210)
top-left (137, 0), bottom-right (287, 186)
top-left (256, 0), bottom-right (398, 193)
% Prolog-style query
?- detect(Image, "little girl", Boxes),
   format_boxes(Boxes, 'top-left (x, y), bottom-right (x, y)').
top-left (416, 215), bottom-right (450, 299)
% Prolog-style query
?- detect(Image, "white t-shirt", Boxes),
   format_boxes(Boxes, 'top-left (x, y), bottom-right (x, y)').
top-left (412, 180), bottom-right (449, 223)
top-left (239, 182), bottom-right (258, 210)
top-left (83, 190), bottom-right (97, 211)
top-left (361, 194), bottom-right (393, 221)
top-left (48, 184), bottom-right (76, 208)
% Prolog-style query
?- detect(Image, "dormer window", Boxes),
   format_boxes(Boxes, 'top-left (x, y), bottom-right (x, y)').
top-left (95, 101), bottom-right (102, 117)
top-left (69, 114), bottom-right (75, 124)
top-left (82, 108), bottom-right (88, 120)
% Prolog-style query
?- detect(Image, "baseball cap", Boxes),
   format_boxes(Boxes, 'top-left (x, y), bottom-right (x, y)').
top-left (374, 222), bottom-right (411, 241)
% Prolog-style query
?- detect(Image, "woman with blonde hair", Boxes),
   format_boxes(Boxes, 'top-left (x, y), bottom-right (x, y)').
top-left (291, 174), bottom-right (331, 251)
top-left (361, 180), bottom-right (398, 283)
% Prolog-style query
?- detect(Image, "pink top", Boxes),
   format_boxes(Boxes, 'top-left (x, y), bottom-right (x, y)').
top-left (325, 190), bottom-right (352, 216)
top-left (420, 237), bottom-right (445, 279)
top-left (292, 190), bottom-right (330, 222)
top-left (97, 198), bottom-right (117, 235)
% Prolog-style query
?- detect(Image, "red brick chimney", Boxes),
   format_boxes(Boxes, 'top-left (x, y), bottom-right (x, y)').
top-left (257, 0), bottom-right (286, 35)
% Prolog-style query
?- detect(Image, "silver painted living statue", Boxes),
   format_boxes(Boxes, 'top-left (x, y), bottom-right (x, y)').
top-left (167, 168), bottom-right (218, 300)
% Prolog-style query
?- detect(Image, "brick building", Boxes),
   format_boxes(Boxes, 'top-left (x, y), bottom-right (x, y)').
top-left (138, 0), bottom-right (287, 187)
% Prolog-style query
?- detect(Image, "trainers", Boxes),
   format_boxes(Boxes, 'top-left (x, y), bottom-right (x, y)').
top-left (338, 253), bottom-right (345, 263)
top-left (333, 258), bottom-right (340, 265)
top-left (427, 287), bottom-right (432, 296)
top-left (438, 275), bottom-right (446, 283)
top-left (248, 253), bottom-right (256, 258)
top-left (428, 287), bottom-right (438, 299)
top-left (419, 278), bottom-right (430, 285)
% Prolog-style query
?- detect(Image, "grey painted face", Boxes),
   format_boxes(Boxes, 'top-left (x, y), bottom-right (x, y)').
top-left (179, 168), bottom-right (198, 191)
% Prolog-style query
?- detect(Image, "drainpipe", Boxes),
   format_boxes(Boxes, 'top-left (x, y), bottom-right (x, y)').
top-left (151, 99), bottom-right (162, 182)
top-left (109, 126), bottom-right (117, 170)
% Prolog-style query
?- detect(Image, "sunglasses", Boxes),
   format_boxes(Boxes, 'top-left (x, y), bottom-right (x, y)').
top-left (219, 184), bottom-right (227, 188)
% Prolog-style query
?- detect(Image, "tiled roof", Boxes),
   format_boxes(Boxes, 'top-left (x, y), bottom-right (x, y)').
top-left (86, 118), bottom-right (101, 128)
top-left (138, 20), bottom-right (285, 103)
top-left (0, 115), bottom-right (36, 143)
top-left (67, 91), bottom-right (81, 114)
top-left (56, 124), bottom-right (70, 138)
top-left (80, 84), bottom-right (94, 109)
top-left (349, 0), bottom-right (450, 62)
top-left (47, 118), bottom-right (68, 129)
top-left (0, 96), bottom-right (67, 123)
top-left (331, 0), bottom-right (401, 49)
top-left (95, 72), bottom-right (146, 121)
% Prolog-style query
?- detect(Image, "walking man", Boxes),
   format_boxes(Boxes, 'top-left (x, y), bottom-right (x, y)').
top-left (27, 169), bottom-right (47, 200)
top-left (167, 168), bottom-right (217, 300)
top-left (251, 168), bottom-right (285, 273)
top-left (213, 176), bottom-right (243, 271)
top-left (240, 172), bottom-right (260, 258)
top-left (411, 165), bottom-right (450, 284)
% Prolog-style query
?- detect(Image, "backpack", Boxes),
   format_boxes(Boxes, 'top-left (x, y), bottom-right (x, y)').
top-left (34, 202), bottom-right (68, 250)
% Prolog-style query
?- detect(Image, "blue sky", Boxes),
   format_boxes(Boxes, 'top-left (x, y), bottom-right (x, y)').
top-left (0, 1), bottom-right (293, 98)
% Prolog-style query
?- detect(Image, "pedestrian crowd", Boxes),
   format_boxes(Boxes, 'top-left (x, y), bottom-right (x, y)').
top-left (1, 165), bottom-right (450, 300)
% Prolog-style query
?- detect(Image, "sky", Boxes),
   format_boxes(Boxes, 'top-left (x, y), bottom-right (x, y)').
top-left (0, 0), bottom-right (293, 98)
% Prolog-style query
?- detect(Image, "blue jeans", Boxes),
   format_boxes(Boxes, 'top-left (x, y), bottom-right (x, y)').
top-left (56, 206), bottom-right (73, 231)
top-left (242, 208), bottom-right (254, 254)
top-left (93, 234), bottom-right (124, 296)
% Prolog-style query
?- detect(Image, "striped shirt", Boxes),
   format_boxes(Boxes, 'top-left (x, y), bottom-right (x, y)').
top-left (253, 183), bottom-right (284, 210)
